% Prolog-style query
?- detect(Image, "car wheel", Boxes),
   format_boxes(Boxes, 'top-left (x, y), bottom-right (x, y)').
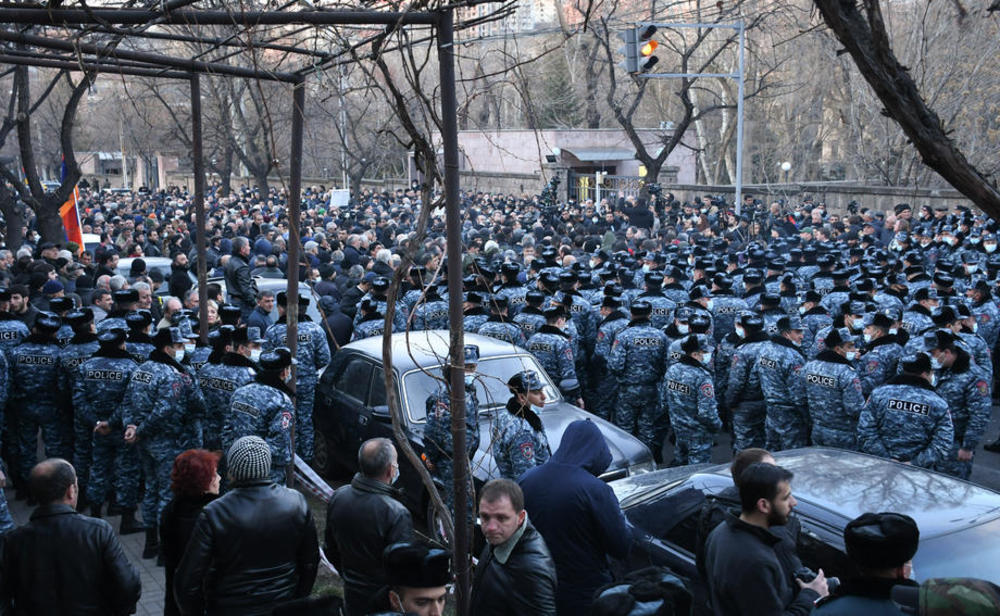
top-left (311, 432), bottom-right (337, 478)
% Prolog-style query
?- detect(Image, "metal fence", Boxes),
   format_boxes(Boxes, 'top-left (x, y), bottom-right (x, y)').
top-left (567, 168), bottom-right (680, 203)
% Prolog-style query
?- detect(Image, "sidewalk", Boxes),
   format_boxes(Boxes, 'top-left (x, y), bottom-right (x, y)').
top-left (5, 489), bottom-right (166, 616)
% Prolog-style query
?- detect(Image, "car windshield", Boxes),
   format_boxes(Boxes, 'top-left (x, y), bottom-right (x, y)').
top-left (402, 354), bottom-right (560, 422)
top-left (914, 517), bottom-right (1000, 583)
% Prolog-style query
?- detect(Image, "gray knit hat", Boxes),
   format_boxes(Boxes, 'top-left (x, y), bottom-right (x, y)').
top-left (227, 436), bottom-right (271, 482)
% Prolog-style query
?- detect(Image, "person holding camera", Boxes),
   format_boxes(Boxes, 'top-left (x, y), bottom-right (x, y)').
top-left (704, 462), bottom-right (828, 615)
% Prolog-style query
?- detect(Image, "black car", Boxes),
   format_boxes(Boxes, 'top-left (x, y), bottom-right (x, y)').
top-left (613, 448), bottom-right (1000, 611)
top-left (314, 330), bottom-right (655, 530)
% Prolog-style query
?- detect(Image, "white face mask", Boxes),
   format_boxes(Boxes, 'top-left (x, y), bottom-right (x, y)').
top-left (798, 306), bottom-right (808, 315)
top-left (677, 323), bottom-right (690, 335)
top-left (920, 240), bottom-right (932, 248)
top-left (930, 373), bottom-right (938, 387)
top-left (889, 327), bottom-right (899, 336)
top-left (846, 351), bottom-right (857, 361)
top-left (735, 325), bottom-right (746, 338)
top-left (184, 343), bottom-right (196, 355)
top-left (986, 244), bottom-right (997, 253)
top-left (464, 373), bottom-right (476, 387)
top-left (930, 355), bottom-right (943, 370)
top-left (701, 352), bottom-right (713, 366)
top-left (971, 321), bottom-right (979, 333)
top-left (174, 349), bottom-right (186, 362)
top-left (863, 333), bottom-right (873, 344)
top-left (250, 349), bottom-right (262, 363)
top-left (971, 237), bottom-right (981, 245)
top-left (967, 265), bottom-right (979, 274)
top-left (848, 318), bottom-right (863, 333)
top-left (705, 299), bottom-right (715, 311)
top-left (944, 237), bottom-right (957, 246)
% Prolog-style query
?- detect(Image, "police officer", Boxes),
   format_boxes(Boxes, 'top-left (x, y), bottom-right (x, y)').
top-left (199, 326), bottom-right (260, 451)
top-left (924, 330), bottom-right (991, 479)
top-left (462, 291), bottom-right (491, 333)
top-left (401, 265), bottom-right (429, 313)
top-left (264, 291), bottom-right (331, 462)
top-left (635, 272), bottom-right (676, 330)
top-left (709, 274), bottom-right (748, 343)
top-left (857, 352), bottom-right (953, 468)
top-left (493, 370), bottom-right (551, 479)
top-left (591, 295), bottom-right (629, 420)
top-left (423, 345), bottom-right (480, 516)
top-left (74, 329), bottom-right (144, 533)
top-left (494, 262), bottom-right (527, 315)
top-left (58, 308), bottom-right (101, 496)
top-left (966, 279), bottom-right (1000, 348)
top-left (477, 296), bottom-right (526, 347)
top-left (177, 318), bottom-right (210, 373)
top-left (49, 296), bottom-right (76, 347)
top-left (755, 315), bottom-right (809, 452)
top-left (223, 347), bottom-right (296, 485)
top-left (353, 298), bottom-right (388, 341)
top-left (514, 290), bottom-right (547, 340)
top-left (902, 287), bottom-right (938, 335)
top-left (526, 305), bottom-right (582, 407)
top-left (859, 312), bottom-right (904, 397)
top-left (353, 276), bottom-right (408, 332)
top-left (122, 326), bottom-right (206, 559)
top-left (410, 283), bottom-right (449, 330)
top-left (661, 334), bottom-right (721, 465)
top-left (125, 310), bottom-right (156, 363)
top-left (726, 311), bottom-right (770, 452)
top-left (9, 312), bottom-right (66, 496)
top-left (802, 328), bottom-right (865, 450)
top-left (608, 300), bottom-right (668, 460)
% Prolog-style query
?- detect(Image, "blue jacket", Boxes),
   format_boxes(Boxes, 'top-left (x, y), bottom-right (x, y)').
top-left (519, 420), bottom-right (631, 616)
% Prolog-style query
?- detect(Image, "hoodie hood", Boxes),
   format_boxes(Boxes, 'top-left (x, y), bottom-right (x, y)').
top-left (550, 419), bottom-right (612, 477)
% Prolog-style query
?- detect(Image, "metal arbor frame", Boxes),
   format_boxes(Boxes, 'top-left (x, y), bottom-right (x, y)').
top-left (0, 5), bottom-right (474, 607)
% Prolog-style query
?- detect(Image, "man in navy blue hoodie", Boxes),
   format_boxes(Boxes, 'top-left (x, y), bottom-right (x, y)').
top-left (519, 419), bottom-right (632, 615)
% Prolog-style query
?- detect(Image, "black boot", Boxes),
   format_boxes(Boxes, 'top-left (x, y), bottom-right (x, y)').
top-left (985, 439), bottom-right (1000, 453)
top-left (89, 502), bottom-right (103, 518)
top-left (142, 526), bottom-right (159, 559)
top-left (119, 509), bottom-right (145, 535)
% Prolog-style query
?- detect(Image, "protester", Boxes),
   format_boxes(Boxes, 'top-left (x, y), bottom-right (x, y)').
top-left (0, 458), bottom-right (141, 615)
top-left (160, 449), bottom-right (221, 616)
top-left (173, 436), bottom-right (318, 615)
top-left (381, 542), bottom-right (451, 616)
top-left (324, 438), bottom-right (413, 616)
top-left (470, 479), bottom-right (557, 616)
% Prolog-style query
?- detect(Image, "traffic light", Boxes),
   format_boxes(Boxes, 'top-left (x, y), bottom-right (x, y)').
top-left (618, 24), bottom-right (659, 75)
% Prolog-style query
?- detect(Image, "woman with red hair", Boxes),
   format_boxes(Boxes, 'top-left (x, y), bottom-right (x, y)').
top-left (160, 449), bottom-right (221, 616)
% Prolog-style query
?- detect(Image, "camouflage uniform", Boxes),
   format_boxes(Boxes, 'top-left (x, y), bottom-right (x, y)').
top-left (223, 380), bottom-right (296, 485)
top-left (411, 297), bottom-right (449, 330)
top-left (462, 307), bottom-right (491, 333)
top-left (513, 306), bottom-right (547, 340)
top-left (491, 399), bottom-right (551, 479)
top-left (754, 336), bottom-right (809, 451)
top-left (710, 294), bottom-right (748, 343)
top-left (526, 325), bottom-right (578, 387)
top-left (59, 333), bottom-right (101, 493)
top-left (0, 352), bottom-right (10, 535)
top-left (802, 351), bottom-right (866, 449)
top-left (352, 293), bottom-right (408, 332)
top-left (123, 352), bottom-right (206, 525)
top-left (424, 379), bottom-right (480, 514)
top-left (74, 348), bottom-right (140, 509)
top-left (859, 335), bottom-right (904, 397)
top-left (197, 353), bottom-right (256, 451)
top-left (661, 355), bottom-right (721, 465)
top-left (495, 282), bottom-right (528, 315)
top-left (725, 332), bottom-right (770, 451)
top-left (264, 316), bottom-right (331, 461)
top-left (0, 315), bottom-right (28, 354)
top-left (934, 352), bottom-right (992, 479)
top-left (958, 331), bottom-right (992, 379)
top-left (969, 298), bottom-right (1000, 348)
top-left (10, 333), bottom-right (67, 485)
top-left (801, 308), bottom-right (833, 353)
top-left (591, 309), bottom-right (630, 420)
top-left (635, 292), bottom-right (676, 331)
top-left (352, 313), bottom-right (388, 341)
top-left (857, 374), bottom-right (953, 468)
top-left (126, 332), bottom-right (156, 364)
top-left (901, 306), bottom-right (935, 337)
top-left (187, 344), bottom-right (212, 373)
top-left (477, 314), bottom-right (527, 347)
top-left (608, 318), bottom-right (668, 455)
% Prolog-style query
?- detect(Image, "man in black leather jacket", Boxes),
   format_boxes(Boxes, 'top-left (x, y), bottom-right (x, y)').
top-left (0, 458), bottom-right (141, 616)
top-left (325, 438), bottom-right (413, 616)
top-left (471, 479), bottom-right (557, 616)
top-left (224, 237), bottom-right (257, 321)
top-left (174, 436), bottom-right (319, 616)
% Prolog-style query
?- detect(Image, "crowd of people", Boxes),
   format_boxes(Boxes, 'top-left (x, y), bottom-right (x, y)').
top-left (0, 180), bottom-right (999, 614)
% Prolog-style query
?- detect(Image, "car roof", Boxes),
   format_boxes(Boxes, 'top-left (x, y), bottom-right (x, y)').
top-left (343, 330), bottom-right (526, 373)
top-left (118, 256), bottom-right (172, 267)
top-left (618, 448), bottom-right (1000, 539)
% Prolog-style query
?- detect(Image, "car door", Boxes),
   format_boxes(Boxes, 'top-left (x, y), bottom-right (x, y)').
top-left (792, 507), bottom-right (859, 583)
top-left (321, 352), bottom-right (375, 462)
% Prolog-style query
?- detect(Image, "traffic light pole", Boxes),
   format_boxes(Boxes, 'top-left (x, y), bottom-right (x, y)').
top-left (629, 21), bottom-right (747, 214)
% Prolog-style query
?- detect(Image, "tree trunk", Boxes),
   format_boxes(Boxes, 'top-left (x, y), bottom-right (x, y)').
top-left (36, 195), bottom-right (65, 244)
top-left (0, 184), bottom-right (23, 252)
top-left (253, 170), bottom-right (269, 194)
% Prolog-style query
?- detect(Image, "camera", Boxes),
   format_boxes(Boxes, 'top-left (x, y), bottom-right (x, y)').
top-left (794, 567), bottom-right (840, 594)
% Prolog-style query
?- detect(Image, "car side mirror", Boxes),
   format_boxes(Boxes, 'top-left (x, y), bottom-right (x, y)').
top-left (371, 405), bottom-right (391, 419)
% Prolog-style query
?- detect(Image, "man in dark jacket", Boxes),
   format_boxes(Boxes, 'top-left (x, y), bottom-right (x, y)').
top-left (319, 295), bottom-right (352, 349)
top-left (519, 419), bottom-right (631, 615)
top-left (471, 479), bottom-right (557, 616)
top-left (814, 512), bottom-right (919, 615)
top-left (169, 252), bottom-right (193, 300)
top-left (325, 438), bottom-right (413, 616)
top-left (704, 462), bottom-right (828, 615)
top-left (0, 458), bottom-right (141, 615)
top-left (174, 436), bottom-right (319, 616)
top-left (224, 237), bottom-right (258, 321)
